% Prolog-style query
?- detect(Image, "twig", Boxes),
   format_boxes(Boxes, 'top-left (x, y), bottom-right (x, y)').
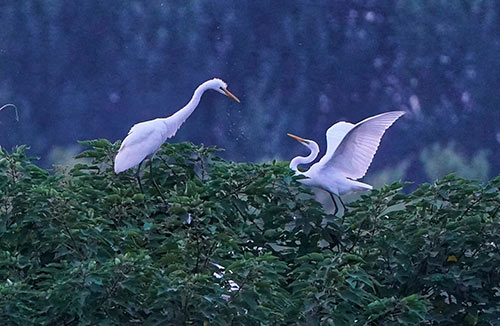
top-left (196, 154), bottom-right (207, 181)
top-left (194, 232), bottom-right (201, 272)
top-left (0, 103), bottom-right (19, 121)
top-left (228, 276), bottom-right (248, 304)
top-left (231, 201), bottom-right (264, 234)
top-left (61, 219), bottom-right (85, 260)
top-left (218, 171), bottom-right (266, 200)
top-left (158, 156), bottom-right (179, 178)
top-left (203, 241), bottom-right (218, 268)
top-left (490, 204), bottom-right (500, 219)
top-left (346, 218), bottom-right (368, 253)
top-left (460, 194), bottom-right (482, 219)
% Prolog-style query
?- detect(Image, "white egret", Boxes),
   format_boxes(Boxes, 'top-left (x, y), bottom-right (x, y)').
top-left (114, 78), bottom-right (240, 196)
top-left (288, 111), bottom-right (405, 214)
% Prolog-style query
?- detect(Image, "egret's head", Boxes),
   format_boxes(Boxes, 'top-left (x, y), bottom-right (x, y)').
top-left (206, 78), bottom-right (240, 103)
top-left (287, 133), bottom-right (319, 152)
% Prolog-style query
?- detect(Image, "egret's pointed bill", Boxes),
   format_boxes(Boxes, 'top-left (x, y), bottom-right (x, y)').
top-left (287, 133), bottom-right (309, 144)
top-left (221, 87), bottom-right (240, 103)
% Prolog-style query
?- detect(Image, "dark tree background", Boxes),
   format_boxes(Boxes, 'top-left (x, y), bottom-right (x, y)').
top-left (0, 1), bottom-right (498, 184)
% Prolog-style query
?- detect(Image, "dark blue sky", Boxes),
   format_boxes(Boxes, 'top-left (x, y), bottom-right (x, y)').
top-left (0, 1), bottom-right (498, 183)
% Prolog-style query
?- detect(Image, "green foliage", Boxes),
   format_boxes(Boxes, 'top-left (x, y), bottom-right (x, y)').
top-left (1, 142), bottom-right (499, 325)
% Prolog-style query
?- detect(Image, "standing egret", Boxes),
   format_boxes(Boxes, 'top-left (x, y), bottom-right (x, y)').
top-left (114, 78), bottom-right (240, 196)
top-left (288, 111), bottom-right (405, 214)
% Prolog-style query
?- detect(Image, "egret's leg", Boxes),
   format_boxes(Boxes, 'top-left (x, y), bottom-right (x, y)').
top-left (329, 192), bottom-right (338, 216)
top-left (338, 196), bottom-right (347, 213)
top-left (136, 160), bottom-right (144, 194)
top-left (149, 157), bottom-right (167, 204)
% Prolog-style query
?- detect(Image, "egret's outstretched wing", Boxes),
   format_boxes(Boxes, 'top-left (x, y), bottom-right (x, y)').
top-left (318, 111), bottom-right (405, 179)
top-left (316, 121), bottom-right (355, 167)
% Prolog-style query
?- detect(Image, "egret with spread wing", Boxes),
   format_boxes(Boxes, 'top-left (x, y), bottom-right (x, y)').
top-left (115, 78), bottom-right (240, 196)
top-left (288, 111), bottom-right (405, 214)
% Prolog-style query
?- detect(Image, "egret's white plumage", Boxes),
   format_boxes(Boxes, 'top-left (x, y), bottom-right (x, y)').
top-left (288, 111), bottom-right (405, 197)
top-left (114, 78), bottom-right (240, 174)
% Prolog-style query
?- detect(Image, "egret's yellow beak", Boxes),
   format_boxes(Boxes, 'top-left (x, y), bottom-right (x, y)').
top-left (221, 87), bottom-right (240, 103)
top-left (287, 133), bottom-right (309, 144)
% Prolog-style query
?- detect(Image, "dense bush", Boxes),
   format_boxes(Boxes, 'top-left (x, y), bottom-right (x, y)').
top-left (0, 141), bottom-right (499, 325)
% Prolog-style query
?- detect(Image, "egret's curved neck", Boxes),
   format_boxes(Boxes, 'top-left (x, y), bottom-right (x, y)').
top-left (169, 82), bottom-right (211, 121)
top-left (289, 142), bottom-right (320, 173)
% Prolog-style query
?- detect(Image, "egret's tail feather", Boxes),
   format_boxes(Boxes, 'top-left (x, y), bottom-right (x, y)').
top-left (339, 179), bottom-right (372, 195)
top-left (114, 149), bottom-right (145, 174)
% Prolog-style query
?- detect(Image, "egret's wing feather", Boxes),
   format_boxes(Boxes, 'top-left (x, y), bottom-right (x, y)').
top-left (118, 120), bottom-right (163, 148)
top-left (316, 121), bottom-right (355, 167)
top-left (125, 107), bottom-right (189, 138)
top-left (319, 111), bottom-right (405, 179)
top-left (161, 109), bottom-right (194, 139)
top-left (114, 120), bottom-right (166, 173)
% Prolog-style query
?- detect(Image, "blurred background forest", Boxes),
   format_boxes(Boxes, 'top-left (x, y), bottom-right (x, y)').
top-left (0, 1), bottom-right (498, 186)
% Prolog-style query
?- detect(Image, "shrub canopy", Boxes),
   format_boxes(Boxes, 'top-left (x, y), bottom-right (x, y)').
top-left (0, 141), bottom-right (499, 325)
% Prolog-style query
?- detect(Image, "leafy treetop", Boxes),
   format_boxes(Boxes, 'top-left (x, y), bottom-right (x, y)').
top-left (0, 140), bottom-right (499, 325)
